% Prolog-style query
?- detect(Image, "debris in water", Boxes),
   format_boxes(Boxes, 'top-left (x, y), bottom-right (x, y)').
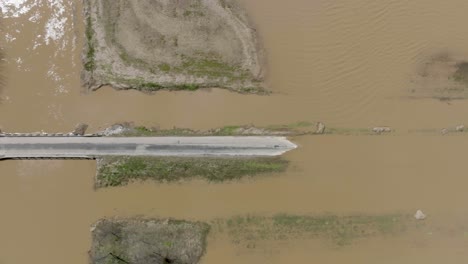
top-left (456, 125), bottom-right (465, 132)
top-left (372, 127), bottom-right (391, 134)
top-left (72, 123), bottom-right (88, 135)
top-left (441, 128), bottom-right (448, 135)
top-left (315, 122), bottom-right (326, 134)
top-left (101, 124), bottom-right (128, 136)
top-left (414, 210), bottom-right (426, 220)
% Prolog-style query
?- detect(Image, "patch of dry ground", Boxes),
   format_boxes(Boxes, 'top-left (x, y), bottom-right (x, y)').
top-left (90, 218), bottom-right (210, 264)
top-left (409, 53), bottom-right (468, 100)
top-left (82, 0), bottom-right (266, 93)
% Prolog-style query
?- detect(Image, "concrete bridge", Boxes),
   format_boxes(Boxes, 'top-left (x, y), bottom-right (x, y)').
top-left (0, 136), bottom-right (297, 160)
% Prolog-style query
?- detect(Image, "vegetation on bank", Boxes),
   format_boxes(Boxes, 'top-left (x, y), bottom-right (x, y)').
top-left (90, 218), bottom-right (210, 264)
top-left (96, 156), bottom-right (289, 187)
top-left (109, 121), bottom-right (394, 137)
top-left (453, 62), bottom-right (468, 86)
top-left (115, 121), bottom-right (317, 137)
top-left (137, 82), bottom-right (200, 92)
top-left (218, 213), bottom-right (416, 247)
top-left (99, 57), bottom-right (267, 93)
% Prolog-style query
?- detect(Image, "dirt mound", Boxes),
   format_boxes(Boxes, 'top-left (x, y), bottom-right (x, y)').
top-left (82, 0), bottom-right (266, 93)
top-left (90, 218), bottom-right (210, 264)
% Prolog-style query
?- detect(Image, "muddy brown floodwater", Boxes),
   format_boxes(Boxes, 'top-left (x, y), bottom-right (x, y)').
top-left (3, 0), bottom-right (468, 263)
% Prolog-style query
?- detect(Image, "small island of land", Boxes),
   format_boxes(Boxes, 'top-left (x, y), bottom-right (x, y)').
top-left (82, 0), bottom-right (266, 93)
top-left (90, 218), bottom-right (210, 264)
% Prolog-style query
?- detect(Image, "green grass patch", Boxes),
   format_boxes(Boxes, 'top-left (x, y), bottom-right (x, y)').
top-left (177, 56), bottom-right (251, 81)
top-left (214, 125), bottom-right (242, 136)
top-left (221, 213), bottom-right (414, 246)
top-left (96, 156), bottom-right (289, 187)
top-left (137, 82), bottom-right (163, 91)
top-left (158, 63), bottom-right (171, 72)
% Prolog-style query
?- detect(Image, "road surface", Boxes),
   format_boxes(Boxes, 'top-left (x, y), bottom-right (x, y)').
top-left (0, 136), bottom-right (297, 159)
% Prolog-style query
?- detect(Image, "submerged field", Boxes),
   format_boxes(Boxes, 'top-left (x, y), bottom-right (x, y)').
top-left (90, 213), bottom-right (422, 264)
top-left (410, 54), bottom-right (468, 100)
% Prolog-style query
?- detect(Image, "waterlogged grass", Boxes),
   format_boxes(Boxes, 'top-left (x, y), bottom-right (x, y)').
top-left (96, 156), bottom-right (289, 187)
top-left (136, 82), bottom-right (200, 91)
top-left (453, 62), bottom-right (468, 86)
top-left (90, 213), bottom-right (418, 263)
top-left (119, 122), bottom-right (316, 137)
top-left (221, 214), bottom-right (414, 246)
top-left (265, 121), bottom-right (315, 132)
top-left (325, 127), bottom-right (378, 136)
top-left (120, 125), bottom-right (255, 136)
top-left (111, 122), bottom-right (390, 137)
top-left (84, 16), bottom-right (96, 71)
top-left (121, 126), bottom-right (200, 137)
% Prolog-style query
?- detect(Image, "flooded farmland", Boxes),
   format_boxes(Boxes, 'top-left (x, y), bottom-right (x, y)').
top-left (2, 0), bottom-right (468, 263)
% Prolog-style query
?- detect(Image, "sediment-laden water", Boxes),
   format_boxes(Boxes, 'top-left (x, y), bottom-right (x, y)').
top-left (2, 0), bottom-right (468, 263)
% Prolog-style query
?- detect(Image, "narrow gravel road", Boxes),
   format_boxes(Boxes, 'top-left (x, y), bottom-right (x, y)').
top-left (0, 136), bottom-right (297, 159)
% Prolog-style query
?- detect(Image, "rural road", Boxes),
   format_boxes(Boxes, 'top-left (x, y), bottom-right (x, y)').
top-left (0, 136), bottom-right (297, 159)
